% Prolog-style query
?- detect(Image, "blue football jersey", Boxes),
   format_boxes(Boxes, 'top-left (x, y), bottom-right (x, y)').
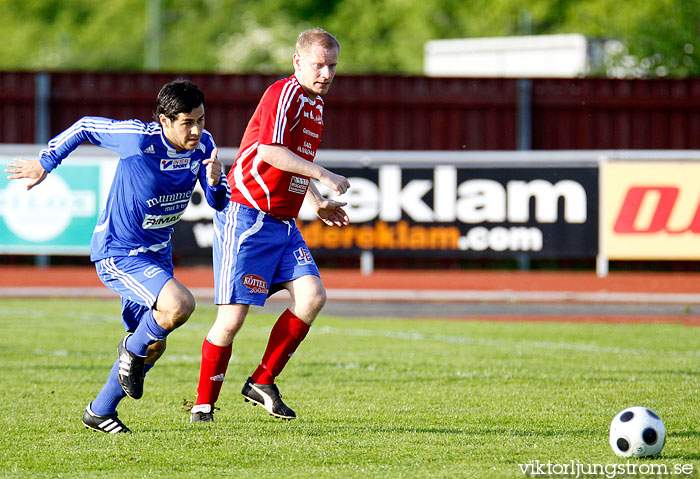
top-left (39, 116), bottom-right (231, 261)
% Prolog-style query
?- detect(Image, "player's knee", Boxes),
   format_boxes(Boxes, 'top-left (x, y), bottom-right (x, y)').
top-left (304, 286), bottom-right (327, 317)
top-left (314, 287), bottom-right (327, 310)
top-left (155, 279), bottom-right (196, 329)
top-left (208, 305), bottom-right (248, 344)
top-left (215, 318), bottom-right (245, 342)
top-left (288, 276), bottom-right (326, 322)
top-left (171, 294), bottom-right (195, 327)
top-left (158, 292), bottom-right (195, 329)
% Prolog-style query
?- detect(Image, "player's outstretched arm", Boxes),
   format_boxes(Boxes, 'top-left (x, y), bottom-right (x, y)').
top-left (5, 158), bottom-right (48, 190)
top-left (258, 144), bottom-right (350, 196)
top-left (306, 182), bottom-right (349, 227)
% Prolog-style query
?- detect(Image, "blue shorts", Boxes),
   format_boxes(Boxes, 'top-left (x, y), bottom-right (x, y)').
top-left (95, 255), bottom-right (173, 332)
top-left (213, 202), bottom-right (320, 306)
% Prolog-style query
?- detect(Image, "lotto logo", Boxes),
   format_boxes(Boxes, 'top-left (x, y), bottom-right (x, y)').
top-left (293, 247), bottom-right (314, 265)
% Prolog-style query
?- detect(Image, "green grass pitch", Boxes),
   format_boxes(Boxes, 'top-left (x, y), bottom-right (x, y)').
top-left (0, 298), bottom-right (698, 478)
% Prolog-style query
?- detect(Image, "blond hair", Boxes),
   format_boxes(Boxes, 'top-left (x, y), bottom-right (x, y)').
top-left (295, 28), bottom-right (340, 56)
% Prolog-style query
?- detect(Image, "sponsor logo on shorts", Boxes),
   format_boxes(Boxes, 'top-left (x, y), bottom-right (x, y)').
top-left (288, 176), bottom-right (309, 195)
top-left (142, 211), bottom-right (185, 229)
top-left (143, 266), bottom-right (163, 278)
top-left (293, 247), bottom-right (314, 265)
top-left (242, 274), bottom-right (269, 294)
top-left (160, 158), bottom-right (191, 171)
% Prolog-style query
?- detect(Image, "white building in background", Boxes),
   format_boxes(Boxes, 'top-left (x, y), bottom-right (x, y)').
top-left (424, 34), bottom-right (594, 78)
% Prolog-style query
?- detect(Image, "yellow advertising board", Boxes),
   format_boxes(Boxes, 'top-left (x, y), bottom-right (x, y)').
top-left (602, 162), bottom-right (700, 259)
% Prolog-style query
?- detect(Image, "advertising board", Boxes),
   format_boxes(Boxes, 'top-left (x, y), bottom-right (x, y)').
top-left (176, 163), bottom-right (599, 259)
top-left (0, 153), bottom-right (115, 254)
top-left (602, 162), bottom-right (700, 260)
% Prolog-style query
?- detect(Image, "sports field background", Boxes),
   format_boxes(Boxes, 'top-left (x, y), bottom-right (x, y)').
top-left (1, 267), bottom-right (699, 478)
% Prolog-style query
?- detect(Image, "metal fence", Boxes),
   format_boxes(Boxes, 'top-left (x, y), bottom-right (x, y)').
top-left (4, 72), bottom-right (700, 150)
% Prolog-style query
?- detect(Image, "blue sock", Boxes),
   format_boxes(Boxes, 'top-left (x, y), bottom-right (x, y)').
top-left (91, 362), bottom-right (155, 416)
top-left (126, 309), bottom-right (170, 356)
top-left (90, 360), bottom-right (125, 416)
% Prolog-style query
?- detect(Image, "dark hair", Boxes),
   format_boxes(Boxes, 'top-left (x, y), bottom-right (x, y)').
top-left (154, 79), bottom-right (205, 124)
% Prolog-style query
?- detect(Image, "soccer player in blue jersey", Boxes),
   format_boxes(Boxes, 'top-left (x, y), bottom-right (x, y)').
top-left (5, 79), bottom-right (230, 433)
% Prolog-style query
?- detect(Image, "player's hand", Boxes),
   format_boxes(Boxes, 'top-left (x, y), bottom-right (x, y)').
top-left (315, 198), bottom-right (349, 227)
top-left (319, 171), bottom-right (350, 196)
top-left (4, 158), bottom-right (48, 190)
top-left (203, 148), bottom-right (222, 186)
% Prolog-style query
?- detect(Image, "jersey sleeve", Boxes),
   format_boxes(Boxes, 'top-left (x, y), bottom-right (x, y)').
top-left (39, 116), bottom-right (143, 173)
top-left (256, 81), bottom-right (301, 148)
top-left (198, 133), bottom-right (231, 211)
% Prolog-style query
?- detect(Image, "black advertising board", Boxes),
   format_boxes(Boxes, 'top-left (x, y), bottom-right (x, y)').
top-left (173, 164), bottom-right (599, 260)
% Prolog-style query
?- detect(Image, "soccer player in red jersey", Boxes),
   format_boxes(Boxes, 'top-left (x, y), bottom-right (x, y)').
top-left (190, 28), bottom-right (350, 422)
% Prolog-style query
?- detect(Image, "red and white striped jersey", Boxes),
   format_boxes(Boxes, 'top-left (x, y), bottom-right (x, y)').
top-left (227, 75), bottom-right (324, 220)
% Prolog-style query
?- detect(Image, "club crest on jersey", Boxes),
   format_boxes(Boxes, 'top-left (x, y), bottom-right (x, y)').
top-left (160, 158), bottom-right (190, 171)
top-left (190, 160), bottom-right (200, 175)
top-left (242, 274), bottom-right (269, 294)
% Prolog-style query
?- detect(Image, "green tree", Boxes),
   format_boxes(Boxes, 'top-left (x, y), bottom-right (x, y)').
top-left (0, 0), bottom-right (698, 77)
top-left (563, 0), bottom-right (700, 77)
top-left (1, 0), bottom-right (147, 70)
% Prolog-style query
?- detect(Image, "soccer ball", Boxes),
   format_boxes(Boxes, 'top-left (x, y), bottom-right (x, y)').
top-left (609, 406), bottom-right (666, 458)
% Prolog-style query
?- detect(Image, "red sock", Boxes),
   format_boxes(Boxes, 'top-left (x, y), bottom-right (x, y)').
top-left (251, 309), bottom-right (310, 385)
top-left (194, 339), bottom-right (232, 406)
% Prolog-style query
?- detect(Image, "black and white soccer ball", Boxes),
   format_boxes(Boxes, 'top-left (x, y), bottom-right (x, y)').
top-left (609, 406), bottom-right (666, 457)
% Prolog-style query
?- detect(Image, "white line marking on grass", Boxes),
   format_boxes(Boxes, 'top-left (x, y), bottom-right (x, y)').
top-left (324, 289), bottom-right (700, 304)
top-left (32, 349), bottom-right (113, 359)
top-left (1, 308), bottom-right (117, 323)
top-left (314, 326), bottom-right (700, 357)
